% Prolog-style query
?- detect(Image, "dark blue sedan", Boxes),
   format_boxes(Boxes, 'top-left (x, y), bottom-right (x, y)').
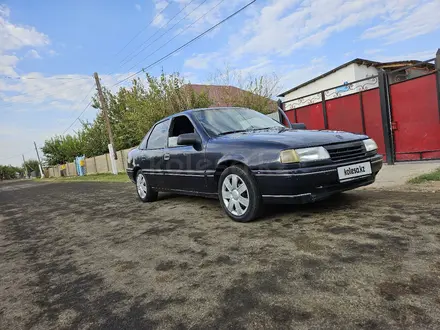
top-left (127, 107), bottom-right (383, 222)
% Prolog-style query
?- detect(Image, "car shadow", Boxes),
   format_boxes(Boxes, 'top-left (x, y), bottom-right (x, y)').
top-left (157, 192), bottom-right (182, 201)
top-left (156, 190), bottom-right (362, 222)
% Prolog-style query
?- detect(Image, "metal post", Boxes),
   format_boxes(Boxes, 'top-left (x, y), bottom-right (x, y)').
top-left (378, 70), bottom-right (394, 165)
top-left (33, 141), bottom-right (45, 178)
top-left (276, 99), bottom-right (283, 123)
top-left (22, 154), bottom-right (28, 179)
top-left (359, 93), bottom-right (366, 134)
top-left (321, 91), bottom-right (328, 129)
top-left (435, 48), bottom-right (440, 121)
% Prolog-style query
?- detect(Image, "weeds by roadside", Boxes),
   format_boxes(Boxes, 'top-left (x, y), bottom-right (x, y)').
top-left (34, 173), bottom-right (130, 183)
top-left (408, 168), bottom-right (440, 184)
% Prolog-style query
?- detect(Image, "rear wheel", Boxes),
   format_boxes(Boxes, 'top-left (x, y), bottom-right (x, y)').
top-left (136, 171), bottom-right (158, 202)
top-left (218, 165), bottom-right (262, 222)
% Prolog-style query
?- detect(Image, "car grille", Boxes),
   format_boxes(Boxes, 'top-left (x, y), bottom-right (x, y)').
top-left (325, 141), bottom-right (367, 162)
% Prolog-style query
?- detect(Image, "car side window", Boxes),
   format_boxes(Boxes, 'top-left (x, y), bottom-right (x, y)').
top-left (138, 133), bottom-right (150, 150)
top-left (168, 116), bottom-right (195, 148)
top-left (147, 120), bottom-right (170, 150)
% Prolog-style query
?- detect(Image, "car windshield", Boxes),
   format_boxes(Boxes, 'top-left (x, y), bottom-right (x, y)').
top-left (193, 108), bottom-right (284, 136)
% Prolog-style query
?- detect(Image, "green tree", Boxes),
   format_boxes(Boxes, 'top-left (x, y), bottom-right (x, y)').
top-left (42, 71), bottom-right (212, 163)
top-left (0, 165), bottom-right (23, 180)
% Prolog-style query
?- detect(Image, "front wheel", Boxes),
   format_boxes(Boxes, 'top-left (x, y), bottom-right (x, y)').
top-left (218, 165), bottom-right (262, 222)
top-left (136, 171), bottom-right (158, 202)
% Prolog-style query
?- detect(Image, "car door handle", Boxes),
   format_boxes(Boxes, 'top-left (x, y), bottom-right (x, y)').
top-left (163, 153), bottom-right (170, 161)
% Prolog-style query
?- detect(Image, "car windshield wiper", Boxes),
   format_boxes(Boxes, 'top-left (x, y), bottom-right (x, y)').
top-left (218, 129), bottom-right (249, 136)
top-left (250, 126), bottom-right (280, 131)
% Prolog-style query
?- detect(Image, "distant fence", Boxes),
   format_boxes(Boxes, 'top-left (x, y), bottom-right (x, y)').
top-left (46, 147), bottom-right (133, 177)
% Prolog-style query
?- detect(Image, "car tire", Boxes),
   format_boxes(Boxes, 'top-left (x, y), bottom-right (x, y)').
top-left (135, 171), bottom-right (158, 202)
top-left (218, 165), bottom-right (262, 222)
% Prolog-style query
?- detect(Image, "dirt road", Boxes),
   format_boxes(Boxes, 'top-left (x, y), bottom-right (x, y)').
top-left (1, 180), bottom-right (440, 329)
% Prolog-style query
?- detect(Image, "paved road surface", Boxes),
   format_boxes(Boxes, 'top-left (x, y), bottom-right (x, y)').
top-left (1, 181), bottom-right (440, 329)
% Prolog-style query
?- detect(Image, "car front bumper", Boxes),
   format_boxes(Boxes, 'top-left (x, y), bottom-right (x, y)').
top-left (253, 154), bottom-right (383, 204)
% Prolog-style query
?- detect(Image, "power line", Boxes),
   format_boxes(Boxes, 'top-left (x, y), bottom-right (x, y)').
top-left (61, 88), bottom-right (95, 135)
top-left (114, 0), bottom-right (256, 87)
top-left (1, 76), bottom-right (95, 109)
top-left (120, 0), bottom-right (198, 67)
top-left (114, 1), bottom-right (171, 58)
top-left (0, 75), bottom-right (92, 80)
top-left (0, 150), bottom-right (33, 162)
top-left (125, 0), bottom-right (225, 74)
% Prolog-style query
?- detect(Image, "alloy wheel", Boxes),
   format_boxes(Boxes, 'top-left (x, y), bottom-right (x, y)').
top-left (221, 174), bottom-right (249, 216)
top-left (136, 173), bottom-right (147, 199)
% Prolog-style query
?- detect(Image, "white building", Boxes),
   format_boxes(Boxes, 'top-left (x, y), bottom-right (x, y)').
top-left (278, 58), bottom-right (435, 110)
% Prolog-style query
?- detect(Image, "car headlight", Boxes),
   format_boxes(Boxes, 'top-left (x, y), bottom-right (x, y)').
top-left (280, 147), bottom-right (330, 163)
top-left (363, 138), bottom-right (378, 152)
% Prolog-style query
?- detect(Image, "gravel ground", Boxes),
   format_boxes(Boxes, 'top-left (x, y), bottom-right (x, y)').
top-left (1, 180), bottom-right (440, 329)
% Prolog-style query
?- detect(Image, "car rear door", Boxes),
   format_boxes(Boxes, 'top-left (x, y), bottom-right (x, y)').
top-left (139, 119), bottom-right (170, 189)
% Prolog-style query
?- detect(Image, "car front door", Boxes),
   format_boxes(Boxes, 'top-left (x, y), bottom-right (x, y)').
top-left (162, 115), bottom-right (207, 192)
top-left (139, 119), bottom-right (170, 189)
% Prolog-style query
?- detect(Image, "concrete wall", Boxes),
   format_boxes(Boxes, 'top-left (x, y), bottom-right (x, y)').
top-left (95, 154), bottom-right (109, 173)
top-left (46, 147), bottom-right (133, 177)
top-left (283, 64), bottom-right (379, 110)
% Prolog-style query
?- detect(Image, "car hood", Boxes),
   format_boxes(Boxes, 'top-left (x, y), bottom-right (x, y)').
top-left (216, 128), bottom-right (368, 149)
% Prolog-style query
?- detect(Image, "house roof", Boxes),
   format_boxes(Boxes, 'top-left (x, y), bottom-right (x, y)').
top-left (277, 58), bottom-right (436, 97)
top-left (186, 84), bottom-right (277, 109)
top-left (187, 84), bottom-right (248, 107)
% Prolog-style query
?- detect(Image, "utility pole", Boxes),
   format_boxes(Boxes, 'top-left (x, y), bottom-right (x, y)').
top-left (33, 142), bottom-right (45, 178)
top-left (94, 72), bottom-right (118, 175)
top-left (22, 154), bottom-right (28, 179)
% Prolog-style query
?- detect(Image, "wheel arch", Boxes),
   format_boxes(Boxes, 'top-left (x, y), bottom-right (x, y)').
top-left (133, 166), bottom-right (142, 181)
top-left (214, 157), bottom-right (250, 185)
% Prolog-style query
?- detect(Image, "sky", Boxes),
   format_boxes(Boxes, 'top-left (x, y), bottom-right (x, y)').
top-left (1, 0), bottom-right (439, 166)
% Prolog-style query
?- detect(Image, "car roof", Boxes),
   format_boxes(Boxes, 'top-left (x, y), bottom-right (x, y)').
top-left (156, 107), bottom-right (250, 124)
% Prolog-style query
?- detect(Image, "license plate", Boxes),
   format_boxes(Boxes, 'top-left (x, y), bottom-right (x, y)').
top-left (337, 162), bottom-right (372, 182)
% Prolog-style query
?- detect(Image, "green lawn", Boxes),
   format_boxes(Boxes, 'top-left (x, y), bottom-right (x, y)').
top-left (35, 173), bottom-right (131, 183)
top-left (408, 167), bottom-right (440, 184)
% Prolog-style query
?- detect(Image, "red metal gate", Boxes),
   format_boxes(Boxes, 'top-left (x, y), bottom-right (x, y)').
top-left (284, 83), bottom-right (387, 159)
top-left (282, 53), bottom-right (440, 164)
top-left (389, 73), bottom-right (440, 160)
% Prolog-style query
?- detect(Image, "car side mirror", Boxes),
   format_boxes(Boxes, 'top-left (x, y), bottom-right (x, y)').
top-left (177, 133), bottom-right (201, 146)
top-left (291, 123), bottom-right (307, 129)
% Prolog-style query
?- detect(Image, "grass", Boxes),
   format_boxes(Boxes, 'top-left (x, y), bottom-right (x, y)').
top-left (408, 167), bottom-right (440, 184)
top-left (35, 173), bottom-right (131, 183)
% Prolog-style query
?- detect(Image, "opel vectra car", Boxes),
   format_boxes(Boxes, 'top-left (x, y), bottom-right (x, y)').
top-left (127, 107), bottom-right (383, 222)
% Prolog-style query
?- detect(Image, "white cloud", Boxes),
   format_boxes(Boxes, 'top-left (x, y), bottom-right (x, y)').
top-left (0, 9), bottom-right (50, 53)
top-left (0, 4), bottom-right (49, 78)
top-left (0, 54), bottom-right (19, 76)
top-left (228, 0), bottom-right (439, 59)
top-left (1, 72), bottom-right (133, 110)
top-left (48, 49), bottom-right (58, 56)
top-left (371, 50), bottom-right (436, 62)
top-left (151, 0), bottom-right (248, 33)
top-left (26, 49), bottom-right (42, 59)
top-left (184, 52), bottom-right (222, 69)
top-left (0, 4), bottom-right (10, 17)
top-left (151, 0), bottom-right (168, 27)
top-left (361, 0), bottom-right (440, 43)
